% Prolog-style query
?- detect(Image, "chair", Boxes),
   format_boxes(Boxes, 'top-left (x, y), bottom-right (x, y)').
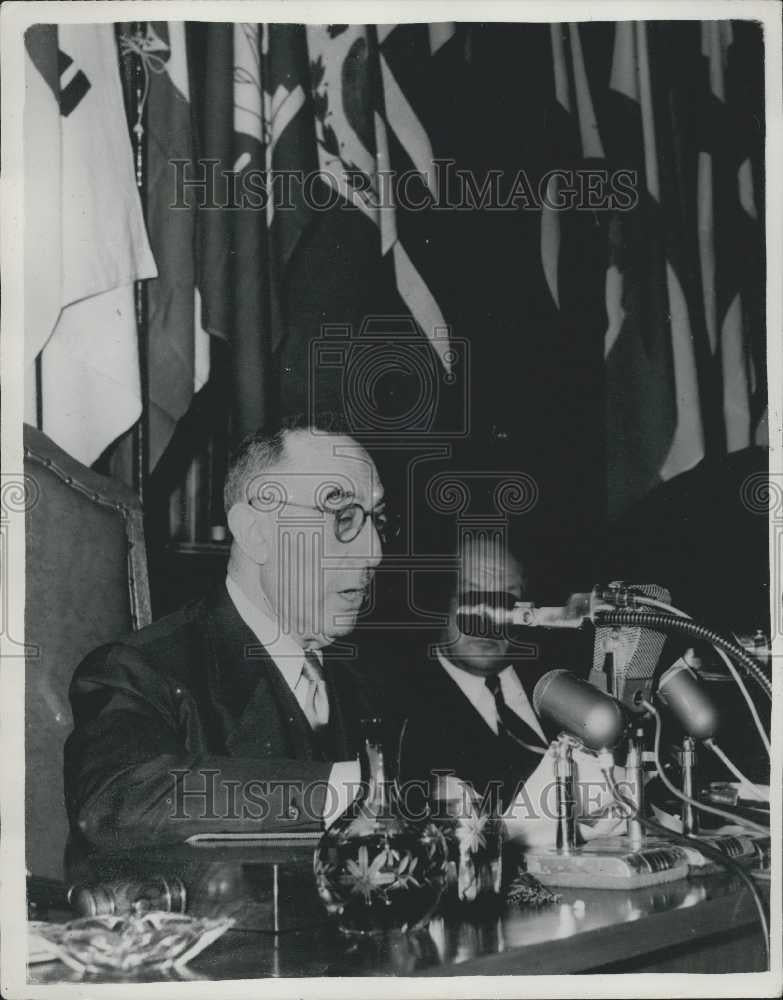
top-left (24, 424), bottom-right (151, 879)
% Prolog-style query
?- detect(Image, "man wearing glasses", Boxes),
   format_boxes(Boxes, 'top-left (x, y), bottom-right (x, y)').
top-left (64, 416), bottom-right (397, 854)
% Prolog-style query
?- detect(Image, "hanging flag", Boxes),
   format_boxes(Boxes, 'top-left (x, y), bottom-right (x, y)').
top-left (541, 23), bottom-right (605, 310)
top-left (306, 24), bottom-right (452, 371)
top-left (697, 21), bottom-right (764, 452)
top-left (603, 21), bottom-right (705, 519)
top-left (190, 22), bottom-right (270, 437)
top-left (24, 23), bottom-right (157, 466)
top-left (120, 22), bottom-right (210, 471)
top-left (261, 23), bottom-right (318, 350)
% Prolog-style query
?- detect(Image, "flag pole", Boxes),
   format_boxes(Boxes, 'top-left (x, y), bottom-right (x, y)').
top-left (118, 21), bottom-right (150, 502)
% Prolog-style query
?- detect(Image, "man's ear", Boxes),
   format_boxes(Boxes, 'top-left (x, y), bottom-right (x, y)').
top-left (227, 503), bottom-right (270, 564)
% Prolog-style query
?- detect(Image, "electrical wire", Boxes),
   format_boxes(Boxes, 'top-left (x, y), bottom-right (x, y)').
top-left (643, 699), bottom-right (769, 835)
top-left (704, 739), bottom-right (767, 801)
top-left (711, 648), bottom-right (771, 754)
top-left (635, 596), bottom-right (771, 755)
top-left (600, 765), bottom-right (770, 969)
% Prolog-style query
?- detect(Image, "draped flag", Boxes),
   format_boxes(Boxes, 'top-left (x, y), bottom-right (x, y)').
top-left (125, 22), bottom-right (210, 470)
top-left (191, 22), bottom-right (270, 436)
top-left (604, 21), bottom-right (705, 517)
top-left (306, 24), bottom-right (452, 372)
top-left (542, 23), bottom-right (605, 311)
top-left (189, 22), bottom-right (457, 438)
top-left (24, 24), bottom-right (157, 465)
top-left (696, 21), bottom-right (766, 451)
top-left (541, 22), bottom-right (711, 519)
top-left (260, 23), bottom-right (318, 350)
top-left (542, 21), bottom-right (766, 520)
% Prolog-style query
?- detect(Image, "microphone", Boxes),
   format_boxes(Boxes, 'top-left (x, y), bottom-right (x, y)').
top-left (532, 669), bottom-right (627, 750)
top-left (455, 590), bottom-right (601, 636)
top-left (656, 659), bottom-right (720, 740)
top-left (590, 583), bottom-right (671, 713)
top-left (454, 582), bottom-right (671, 713)
top-left (455, 583), bottom-right (657, 635)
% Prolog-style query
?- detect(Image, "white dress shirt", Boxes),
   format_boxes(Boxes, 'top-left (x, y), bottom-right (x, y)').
top-left (225, 574), bottom-right (326, 717)
top-left (435, 649), bottom-right (547, 743)
top-left (225, 576), bottom-right (359, 826)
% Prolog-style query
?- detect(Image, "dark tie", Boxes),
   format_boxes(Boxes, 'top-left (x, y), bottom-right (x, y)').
top-left (485, 673), bottom-right (548, 756)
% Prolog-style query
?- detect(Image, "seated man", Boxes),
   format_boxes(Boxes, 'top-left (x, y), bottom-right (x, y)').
top-left (64, 416), bottom-right (393, 853)
top-left (397, 534), bottom-right (626, 845)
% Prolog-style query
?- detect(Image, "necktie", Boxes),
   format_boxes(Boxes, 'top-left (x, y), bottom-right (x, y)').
top-left (485, 673), bottom-right (547, 756)
top-left (300, 649), bottom-right (330, 729)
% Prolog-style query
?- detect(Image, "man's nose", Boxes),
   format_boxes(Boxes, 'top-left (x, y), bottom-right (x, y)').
top-left (356, 517), bottom-right (383, 567)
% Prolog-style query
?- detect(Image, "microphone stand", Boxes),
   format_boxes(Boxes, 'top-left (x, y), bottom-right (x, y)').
top-left (657, 734), bottom-right (761, 872)
top-left (525, 730), bottom-right (690, 889)
top-left (680, 736), bottom-right (697, 836)
top-left (624, 729), bottom-right (645, 851)
top-left (552, 734), bottom-right (581, 854)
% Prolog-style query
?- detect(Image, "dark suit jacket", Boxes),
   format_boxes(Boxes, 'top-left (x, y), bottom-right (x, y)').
top-left (64, 585), bottom-right (376, 852)
top-left (395, 655), bottom-right (553, 811)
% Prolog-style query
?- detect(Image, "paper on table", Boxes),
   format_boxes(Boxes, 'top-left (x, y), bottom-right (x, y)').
top-left (502, 746), bottom-right (627, 848)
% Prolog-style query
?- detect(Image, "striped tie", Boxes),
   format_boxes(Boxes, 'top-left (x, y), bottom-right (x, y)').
top-left (485, 674), bottom-right (547, 756)
top-left (301, 650), bottom-right (330, 730)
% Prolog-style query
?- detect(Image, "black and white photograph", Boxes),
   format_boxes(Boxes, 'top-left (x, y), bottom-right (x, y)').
top-left (0, 1), bottom-right (781, 995)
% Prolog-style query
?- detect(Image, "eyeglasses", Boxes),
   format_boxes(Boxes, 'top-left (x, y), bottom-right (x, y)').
top-left (248, 495), bottom-right (400, 544)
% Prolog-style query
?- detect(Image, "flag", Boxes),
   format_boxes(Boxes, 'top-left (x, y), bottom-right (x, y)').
top-left (696, 21), bottom-right (765, 451)
top-left (306, 24), bottom-right (452, 371)
top-left (539, 21), bottom-right (766, 520)
top-left (604, 22), bottom-right (705, 518)
top-left (531, 22), bottom-right (612, 534)
top-left (24, 24), bottom-right (157, 465)
top-left (130, 22), bottom-right (210, 470)
top-left (261, 23), bottom-right (318, 351)
top-left (189, 23), bottom-right (458, 438)
top-left (190, 22), bottom-right (270, 437)
top-left (542, 23), bottom-right (606, 311)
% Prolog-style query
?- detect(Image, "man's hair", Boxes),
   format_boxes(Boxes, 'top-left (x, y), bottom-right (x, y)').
top-left (223, 411), bottom-right (348, 515)
top-left (429, 529), bottom-right (530, 612)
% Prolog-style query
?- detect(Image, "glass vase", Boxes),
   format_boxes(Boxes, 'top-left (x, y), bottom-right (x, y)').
top-left (313, 718), bottom-right (448, 937)
top-left (430, 776), bottom-right (504, 905)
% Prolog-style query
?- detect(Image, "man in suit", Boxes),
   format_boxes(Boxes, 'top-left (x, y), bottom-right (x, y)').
top-left (397, 534), bottom-right (627, 846)
top-left (397, 534), bottom-right (549, 811)
top-left (65, 416), bottom-right (395, 853)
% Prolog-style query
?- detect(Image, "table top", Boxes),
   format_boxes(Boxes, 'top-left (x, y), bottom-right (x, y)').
top-left (29, 843), bottom-right (767, 982)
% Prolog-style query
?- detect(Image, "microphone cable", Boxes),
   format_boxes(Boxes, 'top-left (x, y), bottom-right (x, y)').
top-left (643, 699), bottom-right (769, 836)
top-left (600, 761), bottom-right (770, 968)
top-left (593, 608), bottom-right (772, 699)
top-left (633, 596), bottom-right (770, 755)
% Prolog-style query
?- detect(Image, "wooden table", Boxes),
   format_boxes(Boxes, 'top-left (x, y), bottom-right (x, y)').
top-left (29, 843), bottom-right (768, 981)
